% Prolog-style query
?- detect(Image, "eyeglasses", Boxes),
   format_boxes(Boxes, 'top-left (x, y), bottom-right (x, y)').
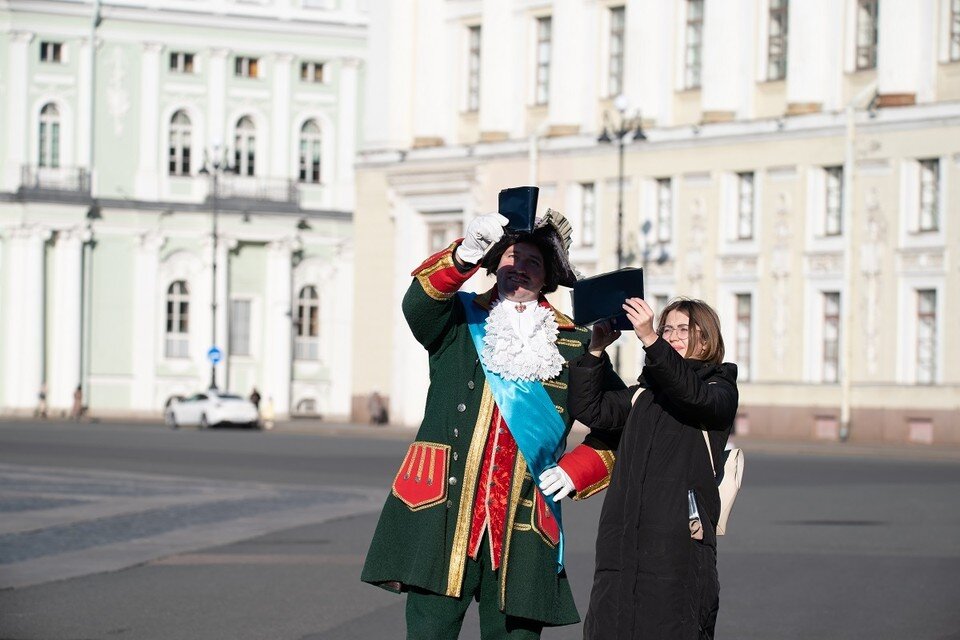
top-left (659, 325), bottom-right (690, 340)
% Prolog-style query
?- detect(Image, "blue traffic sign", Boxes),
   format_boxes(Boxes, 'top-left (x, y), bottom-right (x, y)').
top-left (207, 346), bottom-right (223, 365)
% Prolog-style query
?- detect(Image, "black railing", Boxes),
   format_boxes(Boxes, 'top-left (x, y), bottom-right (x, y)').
top-left (20, 165), bottom-right (91, 196)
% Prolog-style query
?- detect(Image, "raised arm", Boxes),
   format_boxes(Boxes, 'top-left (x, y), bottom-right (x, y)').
top-left (640, 338), bottom-right (738, 430)
top-left (401, 241), bottom-right (479, 353)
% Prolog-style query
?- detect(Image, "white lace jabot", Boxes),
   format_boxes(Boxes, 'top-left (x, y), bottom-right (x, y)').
top-left (480, 299), bottom-right (564, 382)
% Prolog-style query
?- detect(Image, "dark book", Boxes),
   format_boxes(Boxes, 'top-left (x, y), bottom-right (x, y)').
top-left (570, 267), bottom-right (644, 330)
top-left (498, 186), bottom-right (539, 232)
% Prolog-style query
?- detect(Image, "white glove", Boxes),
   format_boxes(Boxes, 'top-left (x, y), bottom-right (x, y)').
top-left (538, 466), bottom-right (575, 502)
top-left (455, 213), bottom-right (510, 264)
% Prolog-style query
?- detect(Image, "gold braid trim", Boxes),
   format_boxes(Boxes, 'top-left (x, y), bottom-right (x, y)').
top-left (499, 450), bottom-right (529, 609)
top-left (573, 449), bottom-right (617, 501)
top-left (445, 384), bottom-right (495, 597)
top-left (414, 243), bottom-right (458, 301)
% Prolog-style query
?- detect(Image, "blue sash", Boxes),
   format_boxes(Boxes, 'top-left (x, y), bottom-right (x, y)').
top-left (459, 292), bottom-right (567, 571)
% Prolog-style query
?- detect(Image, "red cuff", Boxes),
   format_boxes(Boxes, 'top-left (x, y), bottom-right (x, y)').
top-left (411, 239), bottom-right (480, 299)
top-left (558, 444), bottom-right (615, 500)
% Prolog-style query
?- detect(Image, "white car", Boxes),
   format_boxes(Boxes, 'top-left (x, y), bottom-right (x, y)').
top-left (165, 390), bottom-right (261, 430)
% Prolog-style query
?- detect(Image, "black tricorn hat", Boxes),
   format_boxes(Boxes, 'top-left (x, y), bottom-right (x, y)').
top-left (480, 204), bottom-right (579, 293)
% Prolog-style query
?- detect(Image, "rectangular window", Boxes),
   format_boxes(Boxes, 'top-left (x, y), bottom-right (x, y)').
top-left (918, 158), bottom-right (940, 232)
top-left (535, 16), bottom-right (552, 105)
top-left (169, 52), bottom-right (195, 74)
top-left (40, 41), bottom-right (63, 63)
top-left (427, 220), bottom-right (463, 254)
top-left (235, 56), bottom-right (260, 78)
top-left (822, 292), bottom-right (840, 383)
top-left (229, 300), bottom-right (251, 357)
top-left (767, 0), bottom-right (788, 80)
top-left (825, 166), bottom-right (843, 236)
top-left (917, 289), bottom-right (937, 384)
top-left (952, 0), bottom-right (960, 61)
top-left (736, 172), bottom-right (755, 240)
top-left (856, 0), bottom-right (879, 70)
top-left (735, 293), bottom-right (752, 381)
top-left (685, 0), bottom-right (704, 89)
top-left (300, 61), bottom-right (324, 83)
top-left (581, 182), bottom-right (596, 247)
top-left (39, 121), bottom-right (60, 169)
top-left (656, 178), bottom-right (672, 243)
top-left (608, 6), bottom-right (626, 97)
top-left (467, 25), bottom-right (481, 112)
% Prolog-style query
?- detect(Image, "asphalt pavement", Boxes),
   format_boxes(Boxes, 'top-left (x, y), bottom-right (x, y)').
top-left (0, 419), bottom-right (958, 640)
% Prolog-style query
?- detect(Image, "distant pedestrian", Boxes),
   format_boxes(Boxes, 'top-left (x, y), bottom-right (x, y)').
top-left (70, 385), bottom-right (84, 421)
top-left (35, 383), bottom-right (48, 419)
top-left (367, 391), bottom-right (388, 425)
top-left (249, 387), bottom-right (261, 410)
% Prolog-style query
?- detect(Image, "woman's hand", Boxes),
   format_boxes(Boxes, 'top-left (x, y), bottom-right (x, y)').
top-left (588, 319), bottom-right (621, 357)
top-left (623, 298), bottom-right (658, 347)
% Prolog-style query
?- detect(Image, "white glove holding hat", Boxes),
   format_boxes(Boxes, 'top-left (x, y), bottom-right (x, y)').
top-left (455, 213), bottom-right (510, 265)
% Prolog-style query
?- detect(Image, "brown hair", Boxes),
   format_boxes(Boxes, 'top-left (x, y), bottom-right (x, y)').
top-left (656, 297), bottom-right (725, 364)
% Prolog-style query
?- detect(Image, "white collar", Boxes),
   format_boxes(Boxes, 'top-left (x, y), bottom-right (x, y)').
top-left (480, 298), bottom-right (564, 381)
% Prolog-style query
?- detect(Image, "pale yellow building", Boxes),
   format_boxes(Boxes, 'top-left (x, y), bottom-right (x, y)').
top-left (352, 0), bottom-right (960, 445)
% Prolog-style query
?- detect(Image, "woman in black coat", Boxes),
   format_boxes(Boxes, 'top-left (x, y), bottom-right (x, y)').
top-left (568, 297), bottom-right (738, 640)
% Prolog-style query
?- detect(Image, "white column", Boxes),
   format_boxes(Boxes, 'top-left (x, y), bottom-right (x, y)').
top-left (336, 58), bottom-right (360, 210)
top-left (49, 227), bottom-right (88, 411)
top-left (786, 0), bottom-right (841, 114)
top-left (361, 1), bottom-right (412, 150)
top-left (877, 0), bottom-right (935, 105)
top-left (478, 0), bottom-right (512, 139)
top-left (263, 239), bottom-right (294, 417)
top-left (700, 0), bottom-right (753, 121)
top-left (77, 37), bottom-right (93, 178)
top-left (631, 0), bottom-right (673, 126)
top-left (546, 0), bottom-right (585, 135)
top-left (2, 225), bottom-right (50, 411)
top-left (412, 0), bottom-right (447, 147)
top-left (131, 231), bottom-right (164, 410)
top-left (207, 48), bottom-right (229, 146)
top-left (136, 42), bottom-right (163, 199)
top-left (327, 244), bottom-right (354, 417)
top-left (4, 32), bottom-right (33, 190)
top-left (271, 53), bottom-right (293, 178)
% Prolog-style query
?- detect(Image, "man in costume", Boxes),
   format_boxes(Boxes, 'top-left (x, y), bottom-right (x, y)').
top-left (361, 187), bottom-right (621, 639)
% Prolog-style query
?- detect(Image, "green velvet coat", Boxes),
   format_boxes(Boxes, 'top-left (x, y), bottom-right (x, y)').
top-left (361, 245), bottom-right (616, 626)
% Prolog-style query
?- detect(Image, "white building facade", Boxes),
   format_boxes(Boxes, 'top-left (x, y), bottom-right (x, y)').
top-left (353, 0), bottom-right (960, 445)
top-left (0, 0), bottom-right (366, 419)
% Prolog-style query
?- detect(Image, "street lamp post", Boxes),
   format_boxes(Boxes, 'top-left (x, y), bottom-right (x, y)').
top-left (598, 95), bottom-right (646, 371)
top-left (598, 94), bottom-right (647, 270)
top-left (199, 144), bottom-right (236, 391)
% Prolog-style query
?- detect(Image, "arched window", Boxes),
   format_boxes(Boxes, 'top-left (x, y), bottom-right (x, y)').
top-left (39, 103), bottom-right (60, 168)
top-left (298, 120), bottom-right (321, 184)
top-left (165, 281), bottom-right (190, 358)
top-left (295, 285), bottom-right (319, 360)
top-left (234, 116), bottom-right (256, 176)
top-left (168, 110), bottom-right (192, 176)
